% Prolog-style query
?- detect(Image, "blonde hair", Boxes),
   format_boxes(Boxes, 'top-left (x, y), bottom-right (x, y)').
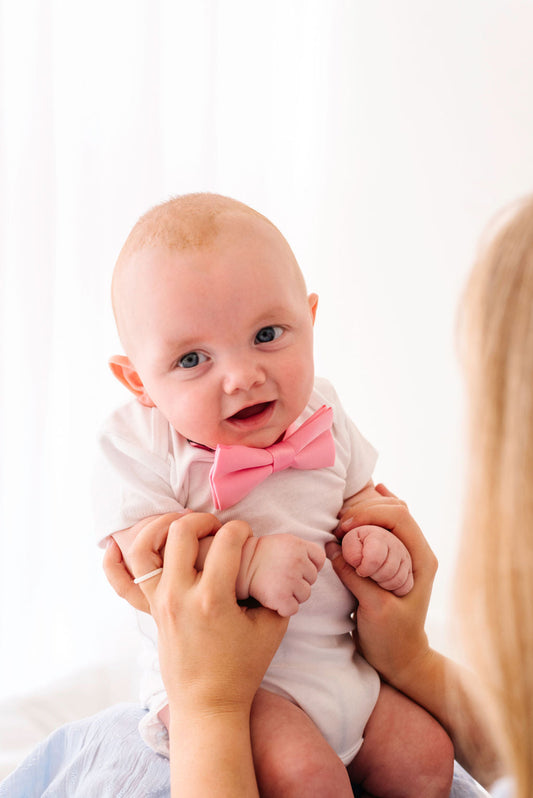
top-left (117, 192), bottom-right (278, 258)
top-left (458, 195), bottom-right (533, 798)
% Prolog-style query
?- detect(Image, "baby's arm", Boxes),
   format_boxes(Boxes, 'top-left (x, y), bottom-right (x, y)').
top-left (113, 513), bottom-right (325, 618)
top-left (337, 481), bottom-right (413, 596)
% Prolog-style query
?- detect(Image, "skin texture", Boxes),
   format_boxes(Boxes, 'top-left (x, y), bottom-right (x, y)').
top-left (111, 210), bottom-right (333, 616)
top-left (104, 513), bottom-right (289, 798)
top-left (110, 207), bottom-right (413, 601)
top-left (105, 505), bottom-right (454, 798)
top-left (327, 484), bottom-right (504, 789)
top-left (111, 213), bottom-right (316, 450)
top-left (106, 198), bottom-right (444, 796)
top-left (102, 193), bottom-right (533, 795)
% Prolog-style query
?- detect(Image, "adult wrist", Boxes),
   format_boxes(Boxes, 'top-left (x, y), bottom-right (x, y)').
top-left (168, 693), bottom-right (253, 725)
top-left (169, 704), bottom-right (259, 798)
top-left (383, 641), bottom-right (435, 694)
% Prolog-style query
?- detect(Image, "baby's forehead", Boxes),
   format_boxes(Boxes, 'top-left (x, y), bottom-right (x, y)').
top-left (113, 195), bottom-right (306, 314)
top-left (120, 212), bottom-right (291, 282)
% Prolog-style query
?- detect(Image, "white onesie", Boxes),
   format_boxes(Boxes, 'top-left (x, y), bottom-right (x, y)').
top-left (94, 377), bottom-right (381, 765)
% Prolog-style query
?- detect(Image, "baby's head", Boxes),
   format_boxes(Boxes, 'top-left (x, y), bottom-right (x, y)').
top-left (110, 193), bottom-right (318, 449)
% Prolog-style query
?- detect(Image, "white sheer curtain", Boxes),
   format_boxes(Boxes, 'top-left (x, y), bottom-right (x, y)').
top-left (2, 0), bottom-right (533, 701)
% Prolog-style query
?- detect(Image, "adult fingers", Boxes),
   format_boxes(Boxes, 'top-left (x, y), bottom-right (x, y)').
top-left (128, 513), bottom-right (185, 582)
top-left (200, 519), bottom-right (254, 605)
top-left (103, 538), bottom-right (150, 613)
top-left (155, 513), bottom-right (222, 593)
top-left (338, 495), bottom-right (407, 533)
top-left (375, 483), bottom-right (399, 499)
top-left (132, 512), bottom-right (221, 605)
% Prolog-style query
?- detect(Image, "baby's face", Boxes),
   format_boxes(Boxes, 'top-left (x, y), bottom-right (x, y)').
top-left (119, 215), bottom-right (317, 449)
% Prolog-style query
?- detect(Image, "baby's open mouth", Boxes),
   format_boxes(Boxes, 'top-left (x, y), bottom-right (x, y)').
top-left (229, 402), bottom-right (272, 421)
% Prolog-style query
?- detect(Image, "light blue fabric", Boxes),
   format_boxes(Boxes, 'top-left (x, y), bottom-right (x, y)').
top-left (0, 704), bottom-right (169, 798)
top-left (0, 702), bottom-right (488, 797)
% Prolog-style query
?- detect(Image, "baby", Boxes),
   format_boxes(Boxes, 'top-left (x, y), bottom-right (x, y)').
top-left (95, 193), bottom-right (454, 797)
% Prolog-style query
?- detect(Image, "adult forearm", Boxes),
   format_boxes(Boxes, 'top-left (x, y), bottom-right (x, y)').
top-left (389, 648), bottom-right (503, 788)
top-left (169, 709), bottom-right (259, 798)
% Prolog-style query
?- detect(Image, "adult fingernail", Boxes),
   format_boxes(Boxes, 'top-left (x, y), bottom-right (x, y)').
top-left (325, 541), bottom-right (342, 561)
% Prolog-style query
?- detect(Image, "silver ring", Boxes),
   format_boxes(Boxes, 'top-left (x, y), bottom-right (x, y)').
top-left (133, 567), bottom-right (163, 585)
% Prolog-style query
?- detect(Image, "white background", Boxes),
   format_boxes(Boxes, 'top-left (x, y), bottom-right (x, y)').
top-left (1, 0), bottom-right (533, 702)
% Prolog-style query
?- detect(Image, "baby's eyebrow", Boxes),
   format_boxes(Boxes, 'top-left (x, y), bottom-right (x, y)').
top-left (159, 333), bottom-right (202, 353)
top-left (149, 338), bottom-right (200, 369)
top-left (254, 305), bottom-right (293, 320)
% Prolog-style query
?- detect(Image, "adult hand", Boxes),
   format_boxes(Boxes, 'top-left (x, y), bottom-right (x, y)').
top-left (326, 485), bottom-right (437, 690)
top-left (126, 513), bottom-right (288, 713)
top-left (107, 512), bottom-right (288, 798)
top-left (329, 486), bottom-right (505, 787)
top-left (103, 512), bottom-right (191, 613)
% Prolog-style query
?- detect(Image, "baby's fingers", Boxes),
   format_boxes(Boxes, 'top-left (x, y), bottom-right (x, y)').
top-left (291, 579), bottom-right (312, 606)
top-left (326, 541), bottom-right (386, 608)
top-left (375, 558), bottom-right (414, 596)
top-left (301, 557), bottom-right (320, 586)
top-left (391, 570), bottom-right (414, 597)
top-left (275, 592), bottom-right (303, 617)
top-left (307, 541), bottom-right (326, 571)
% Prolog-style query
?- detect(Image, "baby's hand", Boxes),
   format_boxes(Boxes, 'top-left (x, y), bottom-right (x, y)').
top-left (340, 524), bottom-right (413, 597)
top-left (237, 534), bottom-right (326, 617)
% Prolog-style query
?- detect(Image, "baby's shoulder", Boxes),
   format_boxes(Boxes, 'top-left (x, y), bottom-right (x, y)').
top-left (99, 400), bottom-right (175, 459)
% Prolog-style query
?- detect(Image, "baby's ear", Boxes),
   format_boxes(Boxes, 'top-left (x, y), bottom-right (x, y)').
top-left (308, 293), bottom-right (319, 323)
top-left (108, 355), bottom-right (155, 407)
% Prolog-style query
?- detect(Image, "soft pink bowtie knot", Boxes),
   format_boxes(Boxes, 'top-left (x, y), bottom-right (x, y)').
top-left (209, 405), bottom-right (335, 510)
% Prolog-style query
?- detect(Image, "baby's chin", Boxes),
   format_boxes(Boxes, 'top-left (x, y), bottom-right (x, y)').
top-left (206, 426), bottom-right (288, 451)
top-left (177, 428), bottom-right (283, 451)
top-left (216, 429), bottom-right (286, 450)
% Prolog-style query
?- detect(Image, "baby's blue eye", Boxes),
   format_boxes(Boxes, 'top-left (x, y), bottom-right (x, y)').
top-left (178, 352), bottom-right (206, 369)
top-left (255, 325), bottom-right (283, 344)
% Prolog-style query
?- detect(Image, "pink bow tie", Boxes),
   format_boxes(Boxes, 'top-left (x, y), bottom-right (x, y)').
top-left (209, 405), bottom-right (335, 510)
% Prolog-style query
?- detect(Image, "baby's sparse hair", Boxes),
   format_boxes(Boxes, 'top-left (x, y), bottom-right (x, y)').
top-left (118, 192), bottom-right (279, 259)
top-left (111, 192), bottom-right (307, 354)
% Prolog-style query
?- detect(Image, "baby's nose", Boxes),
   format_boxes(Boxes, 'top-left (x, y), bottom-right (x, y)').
top-left (222, 357), bottom-right (266, 394)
